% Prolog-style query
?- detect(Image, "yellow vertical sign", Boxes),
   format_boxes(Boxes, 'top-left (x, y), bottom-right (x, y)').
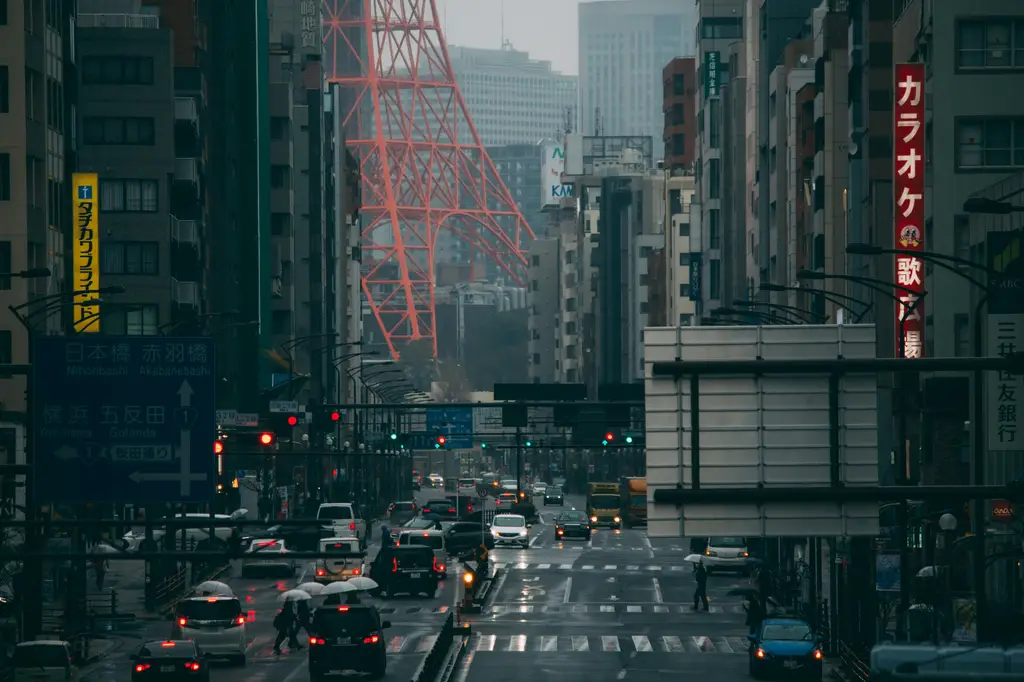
top-left (72, 173), bottom-right (101, 332)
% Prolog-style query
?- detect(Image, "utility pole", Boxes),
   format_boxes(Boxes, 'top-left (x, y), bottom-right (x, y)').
top-left (515, 427), bottom-right (523, 498)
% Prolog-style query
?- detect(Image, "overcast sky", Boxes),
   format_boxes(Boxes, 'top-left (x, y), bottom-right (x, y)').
top-left (435, 0), bottom-right (581, 75)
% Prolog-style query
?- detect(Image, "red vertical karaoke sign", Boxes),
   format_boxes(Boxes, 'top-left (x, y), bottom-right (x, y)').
top-left (894, 63), bottom-right (926, 358)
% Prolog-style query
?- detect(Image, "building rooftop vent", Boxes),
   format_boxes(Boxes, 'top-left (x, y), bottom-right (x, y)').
top-left (78, 13), bottom-right (159, 29)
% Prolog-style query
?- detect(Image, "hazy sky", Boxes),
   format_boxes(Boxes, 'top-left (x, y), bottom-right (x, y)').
top-left (435, 0), bottom-right (581, 75)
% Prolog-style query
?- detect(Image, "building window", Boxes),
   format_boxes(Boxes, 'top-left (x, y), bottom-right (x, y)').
top-left (709, 159), bottom-right (721, 198)
top-left (0, 153), bottom-right (9, 201)
top-left (709, 259), bottom-right (721, 299)
top-left (957, 18), bottom-right (1024, 70)
top-left (679, 283), bottom-right (690, 298)
top-left (100, 242), bottom-right (159, 275)
top-left (708, 209), bottom-right (721, 249)
top-left (81, 56), bottom-right (155, 85)
top-left (956, 118), bottom-right (1024, 169)
top-left (270, 116), bottom-right (289, 140)
top-left (701, 17), bottom-right (742, 40)
top-left (678, 220), bottom-right (690, 237)
top-left (954, 314), bottom-right (971, 357)
top-left (673, 73), bottom-right (685, 96)
top-left (82, 117), bottom-right (155, 145)
top-left (270, 165), bottom-right (290, 189)
top-left (100, 179), bottom-right (159, 212)
top-left (0, 66), bottom-right (8, 113)
top-left (0, 330), bottom-right (10, 363)
top-left (0, 241), bottom-right (9, 290)
top-left (679, 314), bottom-right (693, 326)
top-left (126, 305), bottom-right (159, 335)
top-left (953, 215), bottom-right (971, 268)
top-left (0, 0), bottom-right (6, 26)
top-left (271, 212), bottom-right (290, 235)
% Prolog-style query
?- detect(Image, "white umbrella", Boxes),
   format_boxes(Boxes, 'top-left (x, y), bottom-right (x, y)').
top-left (345, 577), bottom-right (378, 592)
top-left (194, 580), bottom-right (233, 597)
top-left (295, 582), bottom-right (325, 596)
top-left (278, 589), bottom-right (313, 603)
top-left (683, 554), bottom-right (704, 563)
top-left (321, 581), bottom-right (358, 596)
top-left (90, 543), bottom-right (121, 555)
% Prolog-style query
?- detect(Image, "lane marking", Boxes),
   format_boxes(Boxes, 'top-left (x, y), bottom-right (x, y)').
top-left (515, 562), bottom-right (529, 569)
top-left (475, 634), bottom-right (496, 651)
top-left (563, 577), bottom-right (572, 604)
top-left (540, 635), bottom-right (557, 651)
top-left (626, 605), bottom-right (642, 613)
top-left (626, 565), bottom-right (639, 571)
top-left (602, 636), bottom-right (620, 652)
top-left (559, 564), bottom-right (573, 569)
top-left (716, 637), bottom-right (735, 654)
top-left (641, 535), bottom-right (654, 558)
top-left (600, 605), bottom-right (615, 613)
top-left (662, 636), bottom-right (683, 652)
top-left (652, 577), bottom-right (663, 603)
top-left (603, 565), bottom-right (617, 570)
top-left (536, 563), bottom-right (551, 569)
top-left (582, 565), bottom-right (594, 570)
top-left (281, 658), bottom-right (309, 682)
top-left (386, 636), bottom-right (407, 652)
top-left (571, 635), bottom-right (589, 651)
top-left (529, 535), bottom-right (542, 548)
top-left (509, 635), bottom-right (527, 652)
top-left (632, 635), bottom-right (653, 652)
top-left (691, 636), bottom-right (714, 652)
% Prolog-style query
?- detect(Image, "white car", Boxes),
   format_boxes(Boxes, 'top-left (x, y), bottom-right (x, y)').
top-left (427, 473), bottom-right (444, 488)
top-left (458, 477), bottom-right (477, 493)
top-left (12, 640), bottom-right (74, 682)
top-left (490, 514), bottom-right (529, 549)
top-left (171, 596), bottom-right (247, 665)
top-left (500, 479), bottom-right (518, 493)
top-left (241, 538), bottom-right (297, 577)
top-left (532, 482), bottom-right (547, 495)
top-left (121, 509), bottom-right (247, 552)
top-left (702, 536), bottom-right (751, 573)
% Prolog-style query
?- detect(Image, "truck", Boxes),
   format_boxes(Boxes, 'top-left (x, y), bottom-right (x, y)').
top-left (586, 482), bottom-right (622, 528)
top-left (316, 502), bottom-right (367, 549)
top-left (620, 477), bottom-right (647, 527)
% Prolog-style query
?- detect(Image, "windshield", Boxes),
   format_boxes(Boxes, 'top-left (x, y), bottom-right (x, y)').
top-left (493, 516), bottom-right (525, 528)
top-left (249, 539), bottom-right (283, 552)
top-left (629, 494), bottom-right (646, 507)
top-left (404, 518), bottom-right (434, 528)
top-left (394, 549), bottom-right (433, 568)
top-left (176, 599), bottom-right (242, 621)
top-left (762, 623), bottom-right (813, 641)
top-left (590, 495), bottom-right (619, 508)
top-left (711, 537), bottom-right (747, 548)
top-left (547, 487), bottom-right (562, 495)
top-left (400, 534), bottom-right (444, 549)
top-left (138, 643), bottom-right (197, 659)
top-left (501, 480), bottom-right (517, 486)
top-left (559, 513), bottom-right (588, 522)
top-left (459, 479), bottom-right (475, 486)
top-left (13, 645), bottom-right (70, 668)
top-left (318, 506), bottom-right (354, 521)
top-left (312, 610), bottom-right (378, 636)
top-left (391, 502), bottom-right (414, 512)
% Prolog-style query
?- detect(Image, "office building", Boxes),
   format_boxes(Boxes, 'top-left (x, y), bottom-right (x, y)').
top-left (526, 238), bottom-right (559, 383)
top-left (579, 0), bottom-right (698, 160)
top-left (662, 58), bottom-right (697, 172)
top-left (665, 174), bottom-right (697, 327)
top-left (488, 143), bottom-right (546, 241)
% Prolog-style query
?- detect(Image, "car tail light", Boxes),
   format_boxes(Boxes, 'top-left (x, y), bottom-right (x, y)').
top-left (392, 557), bottom-right (398, 572)
top-left (363, 635), bottom-right (380, 644)
top-left (353, 568), bottom-right (361, 575)
top-left (185, 662), bottom-right (201, 671)
top-left (228, 615), bottom-right (245, 627)
top-left (557, 529), bottom-right (564, 535)
top-left (177, 617), bottom-right (187, 627)
top-left (756, 649), bottom-right (766, 659)
top-left (336, 606), bottom-right (349, 611)
top-left (447, 508), bottom-right (456, 514)
top-left (468, 505), bottom-right (473, 512)
top-left (317, 569), bottom-right (325, 576)
top-left (309, 637), bottom-right (325, 645)
top-left (813, 650), bottom-right (823, 660)
top-left (135, 664), bottom-right (151, 673)
top-left (349, 523), bottom-right (356, 531)
top-left (433, 556), bottom-right (439, 572)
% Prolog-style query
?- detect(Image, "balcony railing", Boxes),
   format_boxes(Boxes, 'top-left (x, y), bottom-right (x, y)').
top-left (172, 278), bottom-right (200, 307)
top-left (78, 13), bottom-right (159, 29)
top-left (170, 215), bottom-right (198, 246)
top-left (174, 158), bottom-right (198, 184)
top-left (174, 97), bottom-right (198, 125)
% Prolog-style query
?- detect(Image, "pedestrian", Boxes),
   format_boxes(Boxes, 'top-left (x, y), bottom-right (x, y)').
top-left (754, 564), bottom-right (773, 610)
top-left (744, 594), bottom-right (764, 635)
top-left (272, 602), bottom-right (297, 655)
top-left (92, 558), bottom-right (108, 591)
top-left (693, 559), bottom-right (709, 611)
top-left (292, 600), bottom-right (312, 642)
top-left (380, 523), bottom-right (391, 547)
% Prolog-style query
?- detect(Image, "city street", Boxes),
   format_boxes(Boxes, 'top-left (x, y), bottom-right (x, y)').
top-left (456, 493), bottom-right (755, 682)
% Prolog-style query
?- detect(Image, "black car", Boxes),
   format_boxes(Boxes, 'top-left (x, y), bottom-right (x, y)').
top-left (131, 640), bottom-right (209, 682)
top-left (263, 522), bottom-right (322, 551)
top-left (422, 499), bottom-right (459, 519)
top-left (444, 494), bottom-right (479, 519)
top-left (367, 545), bottom-right (439, 597)
top-left (443, 521), bottom-right (494, 557)
top-left (308, 604), bottom-right (391, 680)
top-left (554, 511), bottom-right (591, 540)
top-left (543, 487), bottom-right (565, 506)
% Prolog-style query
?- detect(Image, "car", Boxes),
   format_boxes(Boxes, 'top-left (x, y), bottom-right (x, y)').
top-left (262, 522), bottom-right (321, 551)
top-left (385, 501), bottom-right (419, 525)
top-left (495, 492), bottom-right (518, 507)
top-left (317, 503), bottom-right (367, 549)
top-left (313, 536), bottom-right (364, 583)
top-left (427, 473), bottom-right (444, 488)
top-left (130, 640), bottom-right (209, 682)
top-left (554, 510), bottom-right (591, 540)
top-left (702, 537), bottom-right (751, 574)
top-left (444, 494), bottom-right (477, 518)
top-left (489, 514), bottom-right (529, 548)
top-left (308, 604), bottom-right (391, 680)
top-left (532, 482), bottom-right (547, 495)
top-left (170, 596), bottom-right (246, 665)
top-left (12, 640), bottom-right (74, 682)
top-left (543, 486), bottom-right (565, 506)
top-left (122, 509), bottom-right (247, 552)
top-left (458, 477), bottom-right (477, 494)
top-left (241, 538), bottom-right (296, 577)
top-left (748, 618), bottom-right (823, 680)
top-left (443, 522), bottom-right (492, 557)
top-left (422, 499), bottom-right (459, 519)
top-left (396, 529), bottom-right (447, 578)
top-left (500, 479), bottom-right (518, 493)
top-left (366, 545), bottom-right (439, 598)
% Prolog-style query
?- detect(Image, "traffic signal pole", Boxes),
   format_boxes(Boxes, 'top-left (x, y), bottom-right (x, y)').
top-left (515, 426), bottom-right (523, 498)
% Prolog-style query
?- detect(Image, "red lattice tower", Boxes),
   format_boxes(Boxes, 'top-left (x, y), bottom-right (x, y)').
top-left (322, 0), bottom-right (535, 358)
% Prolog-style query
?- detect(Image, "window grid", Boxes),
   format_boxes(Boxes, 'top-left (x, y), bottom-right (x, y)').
top-left (957, 19), bottom-right (1024, 70)
top-left (101, 242), bottom-right (159, 276)
top-left (100, 179), bottom-right (159, 213)
top-left (126, 305), bottom-right (159, 336)
top-left (82, 117), bottom-right (156, 146)
top-left (956, 118), bottom-right (1024, 169)
top-left (81, 56), bottom-right (155, 85)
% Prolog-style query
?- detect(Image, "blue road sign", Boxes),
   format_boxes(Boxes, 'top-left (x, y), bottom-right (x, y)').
top-left (33, 337), bottom-right (217, 504)
top-left (425, 407), bottom-right (473, 449)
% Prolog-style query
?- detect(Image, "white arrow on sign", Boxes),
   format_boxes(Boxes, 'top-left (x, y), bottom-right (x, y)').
top-left (130, 380), bottom-right (207, 495)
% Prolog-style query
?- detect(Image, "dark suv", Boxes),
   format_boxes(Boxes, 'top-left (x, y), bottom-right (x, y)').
top-left (308, 604), bottom-right (391, 680)
top-left (367, 545), bottom-right (439, 597)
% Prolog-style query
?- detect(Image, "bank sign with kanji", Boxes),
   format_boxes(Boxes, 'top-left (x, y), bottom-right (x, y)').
top-left (893, 64), bottom-right (925, 358)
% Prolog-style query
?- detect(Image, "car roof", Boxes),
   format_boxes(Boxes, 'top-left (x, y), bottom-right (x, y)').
top-left (319, 502), bottom-right (353, 507)
top-left (16, 640), bottom-right (68, 647)
top-left (400, 529), bottom-right (443, 536)
top-left (321, 536), bottom-right (358, 543)
top-left (140, 640), bottom-right (196, 651)
top-left (493, 513), bottom-right (525, 520)
top-left (181, 596), bottom-right (238, 602)
top-left (763, 618), bottom-right (810, 626)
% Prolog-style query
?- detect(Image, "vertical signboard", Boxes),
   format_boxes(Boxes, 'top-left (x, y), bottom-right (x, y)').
top-left (704, 51), bottom-right (720, 97)
top-left (298, 0), bottom-right (320, 50)
top-left (72, 173), bottom-right (100, 333)
top-left (688, 253), bottom-right (702, 301)
top-left (987, 231), bottom-right (1024, 451)
top-left (541, 141), bottom-right (572, 208)
top-left (893, 64), bottom-right (925, 358)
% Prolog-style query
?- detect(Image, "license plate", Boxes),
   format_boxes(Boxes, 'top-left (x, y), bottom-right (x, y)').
top-left (784, 661), bottom-right (800, 669)
top-left (410, 572), bottom-right (422, 578)
top-left (161, 665), bottom-right (175, 673)
top-left (336, 637), bottom-right (354, 645)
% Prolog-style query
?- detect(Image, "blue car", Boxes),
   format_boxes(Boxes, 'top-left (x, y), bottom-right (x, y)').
top-left (748, 618), bottom-right (823, 680)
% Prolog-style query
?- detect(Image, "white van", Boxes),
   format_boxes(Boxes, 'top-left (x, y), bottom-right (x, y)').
top-left (12, 641), bottom-right (74, 682)
top-left (703, 537), bottom-right (751, 573)
top-left (171, 596), bottom-right (247, 665)
top-left (314, 536), bottom-right (363, 583)
top-left (396, 529), bottom-right (447, 578)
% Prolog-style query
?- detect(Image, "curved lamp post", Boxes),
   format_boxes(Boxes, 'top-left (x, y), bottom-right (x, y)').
top-left (156, 310), bottom-right (238, 335)
top-left (731, 299), bottom-right (825, 324)
top-left (758, 281), bottom-right (872, 322)
top-left (711, 306), bottom-right (799, 326)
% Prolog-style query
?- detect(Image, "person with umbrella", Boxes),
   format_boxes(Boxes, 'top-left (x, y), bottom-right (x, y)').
top-left (272, 601), bottom-right (297, 655)
top-left (293, 599), bottom-right (313, 642)
top-left (692, 558), bottom-right (709, 611)
top-left (380, 522), bottom-right (391, 547)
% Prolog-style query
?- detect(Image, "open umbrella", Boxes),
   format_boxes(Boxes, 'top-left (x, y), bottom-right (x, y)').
top-left (278, 589), bottom-right (313, 603)
top-left (194, 580), bottom-right (233, 597)
top-left (683, 554), bottom-right (704, 563)
top-left (320, 581), bottom-right (358, 596)
top-left (727, 587), bottom-right (760, 599)
top-left (90, 543), bottom-right (122, 555)
top-left (295, 582), bottom-right (325, 596)
top-left (345, 577), bottom-right (378, 592)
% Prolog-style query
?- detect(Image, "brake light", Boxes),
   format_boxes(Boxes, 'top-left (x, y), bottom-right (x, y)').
top-left (447, 508), bottom-right (456, 514)
top-left (135, 664), bottom-right (151, 673)
top-left (363, 635), bottom-right (380, 644)
top-left (813, 650), bottom-right (823, 660)
top-left (206, 598), bottom-right (217, 603)
top-left (185, 662), bottom-right (200, 671)
top-left (317, 569), bottom-right (325, 576)
top-left (310, 637), bottom-right (325, 645)
top-left (337, 606), bottom-right (349, 611)
top-left (468, 505), bottom-right (473, 512)
top-left (177, 617), bottom-right (187, 627)
top-left (353, 568), bottom-right (361, 575)
top-left (349, 523), bottom-right (356, 531)
top-left (235, 615), bottom-right (245, 625)
top-left (392, 558), bottom-right (398, 573)
top-left (433, 556), bottom-right (439, 572)
top-left (756, 649), bottom-right (766, 659)
top-left (161, 642), bottom-right (175, 648)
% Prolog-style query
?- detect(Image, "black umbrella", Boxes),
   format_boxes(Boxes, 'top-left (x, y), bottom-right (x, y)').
top-left (727, 587), bottom-right (760, 599)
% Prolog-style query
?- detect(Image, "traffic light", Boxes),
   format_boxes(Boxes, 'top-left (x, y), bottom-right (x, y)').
top-left (625, 435), bottom-right (634, 444)
top-left (480, 442), bottom-right (487, 449)
top-left (286, 415), bottom-right (299, 427)
top-left (312, 409), bottom-right (342, 430)
top-left (602, 432), bottom-right (615, 446)
top-left (259, 432), bottom-right (276, 446)
top-left (524, 440), bottom-right (532, 447)
top-left (435, 435), bottom-right (447, 449)
top-left (213, 440), bottom-right (225, 455)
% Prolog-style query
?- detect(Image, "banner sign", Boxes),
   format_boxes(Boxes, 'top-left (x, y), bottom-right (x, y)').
top-left (893, 64), bottom-right (925, 358)
top-left (72, 173), bottom-right (101, 333)
top-left (689, 253), bottom-right (702, 301)
top-left (704, 51), bottom-right (720, 97)
top-left (987, 230), bottom-right (1024, 314)
top-left (988, 316), bottom-right (1023, 450)
top-left (541, 141), bottom-right (572, 207)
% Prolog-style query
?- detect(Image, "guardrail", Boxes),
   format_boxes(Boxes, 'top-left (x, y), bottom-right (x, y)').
top-left (411, 611), bottom-right (455, 682)
top-left (837, 641), bottom-right (870, 682)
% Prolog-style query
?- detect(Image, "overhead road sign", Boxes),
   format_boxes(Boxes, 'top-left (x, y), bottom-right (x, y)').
top-left (270, 400), bottom-right (299, 413)
top-left (33, 336), bottom-right (217, 504)
top-left (426, 407), bottom-right (473, 449)
top-left (216, 409), bottom-right (258, 427)
top-left (645, 324), bottom-right (879, 539)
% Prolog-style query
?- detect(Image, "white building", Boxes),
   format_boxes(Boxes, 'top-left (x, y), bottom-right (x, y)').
top-left (448, 45), bottom-right (578, 147)
top-left (578, 0), bottom-right (698, 160)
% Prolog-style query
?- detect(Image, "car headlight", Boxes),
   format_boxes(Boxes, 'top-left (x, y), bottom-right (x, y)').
top-left (518, 529), bottom-right (527, 536)
top-left (490, 529), bottom-right (500, 537)
top-left (614, 516), bottom-right (621, 523)
top-left (590, 516), bottom-right (597, 523)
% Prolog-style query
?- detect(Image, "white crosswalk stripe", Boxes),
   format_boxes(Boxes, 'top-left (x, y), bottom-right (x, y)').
top-left (632, 636), bottom-right (653, 652)
top-left (490, 562), bottom-right (693, 572)
top-left (488, 603), bottom-right (746, 615)
top-left (461, 634), bottom-right (749, 654)
top-left (602, 636), bottom-right (620, 652)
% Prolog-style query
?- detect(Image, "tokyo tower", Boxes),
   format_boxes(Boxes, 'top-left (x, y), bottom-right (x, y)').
top-left (322, 0), bottom-right (536, 358)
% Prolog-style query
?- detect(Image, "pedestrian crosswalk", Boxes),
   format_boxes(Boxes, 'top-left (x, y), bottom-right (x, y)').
top-left (493, 562), bottom-right (701, 572)
top-left (487, 603), bottom-right (746, 615)
top-left (496, 544), bottom-right (693, 553)
top-left (467, 633), bottom-right (750, 654)
top-left (377, 605), bottom-right (451, 615)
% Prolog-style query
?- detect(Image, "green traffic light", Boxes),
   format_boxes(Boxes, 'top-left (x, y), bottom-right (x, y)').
top-left (434, 443), bottom-right (440, 449)
top-left (481, 443), bottom-right (487, 449)
top-left (525, 441), bottom-right (532, 447)
top-left (602, 439), bottom-right (609, 446)
top-left (390, 433), bottom-right (397, 440)
top-left (625, 436), bottom-right (633, 444)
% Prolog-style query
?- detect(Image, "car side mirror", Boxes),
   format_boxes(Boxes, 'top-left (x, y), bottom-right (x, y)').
top-left (747, 634), bottom-right (758, 642)
top-left (382, 620), bottom-right (392, 629)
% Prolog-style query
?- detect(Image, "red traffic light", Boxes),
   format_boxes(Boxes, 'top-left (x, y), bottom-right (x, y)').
top-left (259, 432), bottom-right (275, 446)
top-left (213, 441), bottom-right (225, 455)
top-left (605, 432), bottom-right (614, 442)
top-left (330, 411), bottom-right (341, 422)
top-left (437, 436), bottom-right (446, 445)
top-left (286, 415), bottom-right (299, 427)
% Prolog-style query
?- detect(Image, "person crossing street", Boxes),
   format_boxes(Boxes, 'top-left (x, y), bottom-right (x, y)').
top-left (693, 559), bottom-right (709, 611)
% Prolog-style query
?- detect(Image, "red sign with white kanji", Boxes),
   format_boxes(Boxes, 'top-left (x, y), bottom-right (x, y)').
top-left (894, 63), bottom-right (926, 358)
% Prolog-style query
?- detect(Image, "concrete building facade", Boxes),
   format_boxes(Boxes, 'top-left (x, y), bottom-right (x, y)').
top-left (662, 58), bottom-right (697, 172)
top-left (526, 238), bottom-right (559, 383)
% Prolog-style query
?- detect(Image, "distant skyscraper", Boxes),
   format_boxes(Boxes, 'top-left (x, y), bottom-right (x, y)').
top-left (448, 46), bottom-right (578, 146)
top-left (579, 0), bottom-right (698, 160)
